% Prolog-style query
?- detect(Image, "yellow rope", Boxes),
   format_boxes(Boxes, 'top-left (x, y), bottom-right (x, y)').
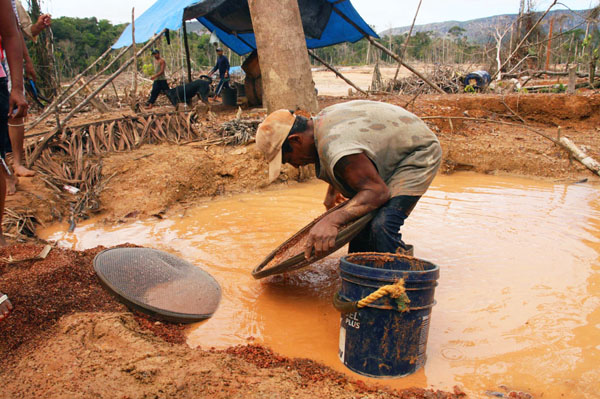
top-left (356, 279), bottom-right (410, 311)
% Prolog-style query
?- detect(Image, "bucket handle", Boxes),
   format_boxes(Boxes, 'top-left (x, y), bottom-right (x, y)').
top-left (333, 279), bottom-right (410, 314)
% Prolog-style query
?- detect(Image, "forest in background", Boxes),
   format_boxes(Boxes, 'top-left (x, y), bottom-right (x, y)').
top-left (24, 5), bottom-right (600, 90)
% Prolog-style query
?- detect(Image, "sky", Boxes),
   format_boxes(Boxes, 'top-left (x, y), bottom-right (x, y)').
top-left (43, 0), bottom-right (598, 32)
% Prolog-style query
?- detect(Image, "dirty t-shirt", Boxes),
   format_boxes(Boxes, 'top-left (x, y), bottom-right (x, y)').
top-left (313, 100), bottom-right (442, 198)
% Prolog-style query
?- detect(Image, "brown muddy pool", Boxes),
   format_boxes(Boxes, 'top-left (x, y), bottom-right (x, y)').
top-left (40, 172), bottom-right (600, 398)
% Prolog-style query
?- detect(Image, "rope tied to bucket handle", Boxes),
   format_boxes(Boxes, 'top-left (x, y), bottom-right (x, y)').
top-left (333, 279), bottom-right (410, 313)
top-left (357, 279), bottom-right (410, 312)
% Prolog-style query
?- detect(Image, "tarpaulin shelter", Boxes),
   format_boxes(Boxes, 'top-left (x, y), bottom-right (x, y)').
top-left (112, 0), bottom-right (378, 54)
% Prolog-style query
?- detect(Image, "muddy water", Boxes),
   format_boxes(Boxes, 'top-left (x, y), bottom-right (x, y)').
top-left (40, 173), bottom-right (600, 398)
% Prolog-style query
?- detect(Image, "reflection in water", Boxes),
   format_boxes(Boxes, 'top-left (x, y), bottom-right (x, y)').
top-left (40, 173), bottom-right (600, 398)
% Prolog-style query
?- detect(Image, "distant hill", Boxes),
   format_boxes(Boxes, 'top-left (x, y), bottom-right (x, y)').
top-left (379, 8), bottom-right (591, 43)
top-left (186, 20), bottom-right (208, 35)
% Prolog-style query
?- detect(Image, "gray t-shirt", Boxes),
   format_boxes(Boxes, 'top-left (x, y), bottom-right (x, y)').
top-left (313, 100), bottom-right (442, 198)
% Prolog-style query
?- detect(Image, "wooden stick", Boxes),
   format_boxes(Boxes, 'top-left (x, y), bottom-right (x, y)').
top-left (28, 32), bottom-right (164, 168)
top-left (26, 45), bottom-right (132, 132)
top-left (41, 46), bottom-right (112, 113)
top-left (308, 50), bottom-right (367, 95)
top-left (132, 8), bottom-right (138, 99)
top-left (330, 6), bottom-right (445, 94)
top-left (392, 0), bottom-right (422, 85)
top-left (368, 38), bottom-right (445, 94)
top-left (183, 19), bottom-right (192, 83)
top-left (491, 0), bottom-right (558, 80)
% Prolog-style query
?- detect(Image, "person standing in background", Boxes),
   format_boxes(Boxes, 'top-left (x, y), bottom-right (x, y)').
top-left (209, 47), bottom-right (230, 100)
top-left (145, 49), bottom-right (169, 108)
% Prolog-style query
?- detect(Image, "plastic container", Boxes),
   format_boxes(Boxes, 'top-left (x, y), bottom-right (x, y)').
top-left (335, 253), bottom-right (439, 378)
top-left (222, 86), bottom-right (237, 106)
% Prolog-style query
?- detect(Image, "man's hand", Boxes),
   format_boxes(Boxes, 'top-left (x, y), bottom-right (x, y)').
top-left (39, 14), bottom-right (51, 28)
top-left (8, 90), bottom-right (28, 119)
top-left (304, 216), bottom-right (340, 259)
top-left (25, 60), bottom-right (36, 80)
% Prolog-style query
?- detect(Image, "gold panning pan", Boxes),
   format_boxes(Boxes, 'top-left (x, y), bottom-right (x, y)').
top-left (252, 202), bottom-right (374, 279)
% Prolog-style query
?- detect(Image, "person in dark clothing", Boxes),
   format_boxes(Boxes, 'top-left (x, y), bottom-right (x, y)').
top-left (145, 49), bottom-right (169, 108)
top-left (209, 47), bottom-right (229, 98)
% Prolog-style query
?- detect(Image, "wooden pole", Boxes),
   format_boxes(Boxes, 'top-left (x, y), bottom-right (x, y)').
top-left (25, 46), bottom-right (114, 131)
top-left (28, 32), bottom-right (164, 167)
top-left (568, 65), bottom-right (577, 94)
top-left (308, 50), bottom-right (367, 96)
top-left (393, 0), bottom-right (422, 85)
top-left (132, 8), bottom-right (138, 98)
top-left (545, 17), bottom-right (554, 71)
top-left (369, 38), bottom-right (445, 94)
top-left (330, 6), bottom-right (445, 94)
top-left (183, 19), bottom-right (192, 82)
top-left (26, 45), bottom-right (132, 132)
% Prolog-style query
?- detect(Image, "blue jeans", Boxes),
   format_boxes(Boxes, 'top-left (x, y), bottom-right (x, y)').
top-left (348, 195), bottom-right (421, 254)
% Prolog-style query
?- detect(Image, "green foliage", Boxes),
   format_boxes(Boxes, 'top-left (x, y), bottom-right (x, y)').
top-left (142, 63), bottom-right (154, 77)
top-left (448, 26), bottom-right (466, 38)
top-left (46, 17), bottom-right (126, 77)
top-left (552, 83), bottom-right (566, 93)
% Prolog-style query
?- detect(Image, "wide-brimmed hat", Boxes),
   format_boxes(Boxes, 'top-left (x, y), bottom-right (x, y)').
top-left (255, 110), bottom-right (296, 183)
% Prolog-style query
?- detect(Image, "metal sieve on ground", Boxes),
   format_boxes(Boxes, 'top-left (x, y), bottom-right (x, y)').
top-left (94, 248), bottom-right (221, 323)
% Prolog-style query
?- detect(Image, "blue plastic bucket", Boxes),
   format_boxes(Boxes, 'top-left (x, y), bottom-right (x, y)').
top-left (335, 253), bottom-right (439, 378)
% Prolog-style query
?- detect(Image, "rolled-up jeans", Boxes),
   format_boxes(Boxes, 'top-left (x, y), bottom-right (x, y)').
top-left (348, 195), bottom-right (421, 254)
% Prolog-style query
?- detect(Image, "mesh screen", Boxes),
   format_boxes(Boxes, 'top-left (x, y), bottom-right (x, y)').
top-left (94, 248), bottom-right (221, 321)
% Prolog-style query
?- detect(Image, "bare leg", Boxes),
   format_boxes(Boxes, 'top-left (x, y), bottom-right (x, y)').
top-left (8, 118), bottom-right (35, 177)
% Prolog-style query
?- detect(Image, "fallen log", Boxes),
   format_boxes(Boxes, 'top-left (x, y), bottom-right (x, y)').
top-left (559, 137), bottom-right (600, 176)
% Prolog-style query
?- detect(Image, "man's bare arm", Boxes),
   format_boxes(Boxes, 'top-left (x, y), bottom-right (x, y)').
top-left (327, 153), bottom-right (390, 225)
top-left (0, 0), bottom-right (27, 118)
top-left (305, 153), bottom-right (390, 258)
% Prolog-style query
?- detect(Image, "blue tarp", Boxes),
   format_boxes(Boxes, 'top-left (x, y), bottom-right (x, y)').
top-left (112, 0), bottom-right (377, 55)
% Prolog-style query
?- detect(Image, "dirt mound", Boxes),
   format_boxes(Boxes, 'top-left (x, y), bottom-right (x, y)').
top-left (1, 312), bottom-right (460, 399)
top-left (0, 243), bottom-right (459, 399)
top-left (0, 244), bottom-right (186, 363)
top-left (97, 142), bottom-right (308, 221)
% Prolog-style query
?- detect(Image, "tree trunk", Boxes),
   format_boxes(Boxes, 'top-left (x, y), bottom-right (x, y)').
top-left (247, 0), bottom-right (318, 114)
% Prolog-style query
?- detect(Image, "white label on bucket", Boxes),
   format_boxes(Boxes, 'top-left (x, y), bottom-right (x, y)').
top-left (344, 312), bottom-right (361, 329)
top-left (338, 325), bottom-right (346, 361)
